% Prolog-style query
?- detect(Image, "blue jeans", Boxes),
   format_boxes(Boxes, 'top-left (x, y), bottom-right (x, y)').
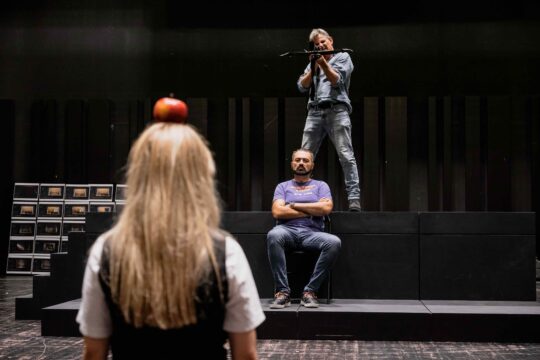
top-left (267, 224), bottom-right (341, 294)
top-left (302, 105), bottom-right (361, 200)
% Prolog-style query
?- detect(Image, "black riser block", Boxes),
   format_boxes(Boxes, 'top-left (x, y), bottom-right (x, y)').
top-left (15, 296), bottom-right (40, 320)
top-left (42, 307), bottom-right (80, 337)
top-left (42, 300), bottom-right (540, 342)
top-left (429, 314), bottom-right (540, 342)
top-left (297, 312), bottom-right (431, 341)
top-left (332, 234), bottom-right (419, 299)
top-left (256, 309), bottom-right (298, 339)
top-left (420, 235), bottom-right (536, 300)
top-left (420, 212), bottom-right (535, 235)
top-left (330, 212), bottom-right (418, 234)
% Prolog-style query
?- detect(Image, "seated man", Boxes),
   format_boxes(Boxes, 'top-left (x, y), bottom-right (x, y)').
top-left (267, 149), bottom-right (341, 308)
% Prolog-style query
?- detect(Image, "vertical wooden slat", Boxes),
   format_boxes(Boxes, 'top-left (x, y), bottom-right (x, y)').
top-left (86, 100), bottom-right (112, 183)
top-left (427, 97), bottom-right (442, 210)
top-left (263, 98), bottom-right (280, 210)
top-left (465, 97), bottom-right (484, 210)
top-left (187, 98), bottom-right (208, 138)
top-left (112, 101), bottom-right (130, 183)
top-left (64, 100), bottom-right (87, 183)
top-left (0, 100), bottom-right (15, 275)
top-left (30, 100), bottom-right (44, 182)
top-left (207, 98), bottom-right (229, 208)
top-left (128, 99), bottom-right (147, 147)
top-left (384, 97), bottom-right (408, 211)
top-left (486, 96), bottom-right (512, 211)
top-left (240, 98), bottom-right (251, 210)
top-left (408, 96), bottom-right (428, 211)
top-left (283, 98), bottom-right (306, 178)
top-left (452, 97), bottom-right (466, 211)
top-left (31, 100), bottom-right (59, 182)
top-left (56, 100), bottom-right (65, 181)
top-left (227, 98), bottom-right (238, 210)
top-left (363, 97), bottom-right (380, 211)
top-left (249, 98), bottom-right (264, 210)
top-left (511, 96), bottom-right (532, 211)
top-left (442, 96), bottom-right (453, 210)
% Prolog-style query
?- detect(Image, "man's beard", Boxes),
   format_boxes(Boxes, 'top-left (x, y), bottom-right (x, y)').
top-left (293, 167), bottom-right (312, 176)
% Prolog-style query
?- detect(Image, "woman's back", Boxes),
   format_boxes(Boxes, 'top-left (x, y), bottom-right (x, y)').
top-left (76, 120), bottom-right (265, 359)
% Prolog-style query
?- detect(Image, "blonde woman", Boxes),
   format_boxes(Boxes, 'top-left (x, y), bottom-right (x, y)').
top-left (76, 122), bottom-right (265, 359)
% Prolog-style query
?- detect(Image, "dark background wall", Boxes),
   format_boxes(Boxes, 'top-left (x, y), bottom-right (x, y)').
top-left (1, 1), bottom-right (540, 272)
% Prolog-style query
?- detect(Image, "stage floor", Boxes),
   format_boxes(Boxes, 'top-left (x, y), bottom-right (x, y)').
top-left (2, 276), bottom-right (540, 359)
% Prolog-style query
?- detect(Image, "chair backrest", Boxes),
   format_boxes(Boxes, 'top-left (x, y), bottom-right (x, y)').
top-left (323, 214), bottom-right (331, 233)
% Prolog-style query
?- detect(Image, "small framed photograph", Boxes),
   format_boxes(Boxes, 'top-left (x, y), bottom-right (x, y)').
top-left (12, 202), bottom-right (38, 219)
top-left (73, 188), bottom-right (87, 198)
top-left (90, 202), bottom-right (115, 214)
top-left (48, 187), bottom-right (62, 197)
top-left (17, 258), bottom-right (31, 270)
top-left (63, 222), bottom-right (85, 236)
top-left (39, 184), bottom-right (65, 200)
top-left (10, 221), bottom-right (36, 237)
top-left (64, 202), bottom-right (88, 219)
top-left (38, 203), bottom-right (64, 218)
top-left (44, 224), bottom-right (59, 235)
top-left (96, 188), bottom-right (110, 198)
top-left (20, 205), bottom-right (35, 215)
top-left (46, 206), bottom-right (60, 216)
top-left (37, 221), bottom-right (62, 237)
top-left (9, 240), bottom-right (34, 253)
top-left (72, 206), bottom-right (86, 215)
top-left (66, 185), bottom-right (90, 200)
top-left (7, 257), bottom-right (32, 272)
top-left (90, 184), bottom-right (113, 201)
top-left (34, 240), bottom-right (58, 254)
top-left (33, 258), bottom-right (51, 272)
top-left (18, 224), bottom-right (34, 235)
top-left (13, 183), bottom-right (39, 200)
top-left (40, 259), bottom-right (51, 270)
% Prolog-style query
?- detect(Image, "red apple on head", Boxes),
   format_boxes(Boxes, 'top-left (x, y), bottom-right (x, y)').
top-left (153, 97), bottom-right (188, 123)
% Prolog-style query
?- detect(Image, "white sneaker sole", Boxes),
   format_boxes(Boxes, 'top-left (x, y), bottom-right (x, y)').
top-left (301, 301), bottom-right (319, 308)
top-left (270, 301), bottom-right (291, 309)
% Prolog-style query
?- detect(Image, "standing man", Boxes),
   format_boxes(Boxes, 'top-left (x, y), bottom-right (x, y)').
top-left (267, 149), bottom-right (341, 308)
top-left (298, 28), bottom-right (361, 211)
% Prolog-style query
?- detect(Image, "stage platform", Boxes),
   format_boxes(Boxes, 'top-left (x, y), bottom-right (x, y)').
top-left (15, 211), bottom-right (539, 342)
top-left (41, 298), bottom-right (540, 342)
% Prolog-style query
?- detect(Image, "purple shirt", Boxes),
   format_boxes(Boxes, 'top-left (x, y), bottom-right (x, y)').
top-left (273, 179), bottom-right (332, 231)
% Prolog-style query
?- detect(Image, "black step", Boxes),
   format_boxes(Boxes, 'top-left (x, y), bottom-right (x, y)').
top-left (42, 299), bottom-right (81, 337)
top-left (15, 294), bottom-right (40, 320)
top-left (41, 298), bottom-right (540, 342)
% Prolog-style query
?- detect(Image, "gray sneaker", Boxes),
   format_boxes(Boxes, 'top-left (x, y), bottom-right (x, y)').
top-left (270, 291), bottom-right (291, 309)
top-left (301, 291), bottom-right (319, 308)
top-left (348, 199), bottom-right (361, 212)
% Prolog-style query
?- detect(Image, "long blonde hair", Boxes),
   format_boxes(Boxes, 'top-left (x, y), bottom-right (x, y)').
top-left (106, 122), bottom-right (222, 329)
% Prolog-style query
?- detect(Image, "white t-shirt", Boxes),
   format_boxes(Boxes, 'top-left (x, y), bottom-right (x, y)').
top-left (76, 235), bottom-right (265, 338)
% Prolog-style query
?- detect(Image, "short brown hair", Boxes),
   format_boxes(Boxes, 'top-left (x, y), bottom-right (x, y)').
top-left (291, 148), bottom-right (314, 161)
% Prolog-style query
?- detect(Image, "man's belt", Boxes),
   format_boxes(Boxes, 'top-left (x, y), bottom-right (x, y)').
top-left (309, 101), bottom-right (334, 110)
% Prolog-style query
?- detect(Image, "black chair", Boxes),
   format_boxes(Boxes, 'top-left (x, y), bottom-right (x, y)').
top-left (283, 215), bottom-right (333, 304)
